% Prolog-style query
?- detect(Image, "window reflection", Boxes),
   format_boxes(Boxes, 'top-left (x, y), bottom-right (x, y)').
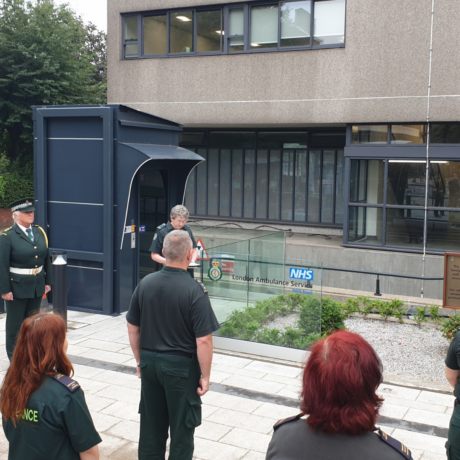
top-left (391, 125), bottom-right (427, 144)
top-left (280, 1), bottom-right (311, 47)
top-left (294, 150), bottom-right (307, 221)
top-left (251, 5), bottom-right (279, 49)
top-left (431, 123), bottom-right (460, 144)
top-left (350, 160), bottom-right (384, 204)
top-left (308, 150), bottom-right (321, 222)
top-left (125, 17), bottom-right (138, 42)
top-left (232, 150), bottom-right (243, 217)
top-left (244, 150), bottom-right (256, 218)
top-left (427, 211), bottom-right (460, 250)
top-left (220, 150), bottom-right (231, 216)
top-left (269, 151), bottom-right (281, 220)
top-left (197, 10), bottom-right (222, 52)
top-left (313, 0), bottom-right (345, 45)
top-left (349, 207), bottom-right (383, 245)
top-left (144, 16), bottom-right (167, 55)
top-left (321, 151), bottom-right (335, 223)
top-left (256, 150), bottom-right (268, 219)
top-left (429, 161), bottom-right (460, 209)
top-left (170, 11), bottom-right (194, 53)
top-left (387, 160), bottom-right (426, 206)
top-left (351, 125), bottom-right (388, 144)
top-left (386, 208), bottom-right (424, 248)
top-left (335, 151), bottom-right (345, 223)
top-left (281, 151), bottom-right (294, 220)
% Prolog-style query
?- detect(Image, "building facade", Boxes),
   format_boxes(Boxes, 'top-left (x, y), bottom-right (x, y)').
top-left (107, 0), bottom-right (460, 291)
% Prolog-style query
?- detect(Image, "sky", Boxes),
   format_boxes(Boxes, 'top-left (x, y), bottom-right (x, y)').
top-left (56, 0), bottom-right (107, 32)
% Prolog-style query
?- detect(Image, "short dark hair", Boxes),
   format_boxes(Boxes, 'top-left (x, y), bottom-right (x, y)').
top-left (300, 330), bottom-right (383, 435)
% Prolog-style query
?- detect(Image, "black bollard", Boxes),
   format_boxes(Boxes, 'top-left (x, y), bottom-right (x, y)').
top-left (374, 275), bottom-right (382, 296)
top-left (52, 251), bottom-right (68, 328)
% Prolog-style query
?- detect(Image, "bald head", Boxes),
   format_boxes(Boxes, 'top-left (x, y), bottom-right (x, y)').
top-left (163, 230), bottom-right (193, 263)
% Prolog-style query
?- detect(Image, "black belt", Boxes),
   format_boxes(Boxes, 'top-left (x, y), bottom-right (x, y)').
top-left (142, 348), bottom-right (194, 359)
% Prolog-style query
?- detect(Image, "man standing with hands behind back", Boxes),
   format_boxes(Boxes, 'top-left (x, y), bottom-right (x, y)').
top-left (127, 230), bottom-right (220, 460)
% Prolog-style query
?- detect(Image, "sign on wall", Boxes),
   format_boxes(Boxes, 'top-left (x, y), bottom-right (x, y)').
top-left (443, 253), bottom-right (460, 309)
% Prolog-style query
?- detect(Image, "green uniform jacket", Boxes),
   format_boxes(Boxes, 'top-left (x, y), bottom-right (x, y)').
top-left (0, 223), bottom-right (53, 298)
top-left (149, 222), bottom-right (197, 255)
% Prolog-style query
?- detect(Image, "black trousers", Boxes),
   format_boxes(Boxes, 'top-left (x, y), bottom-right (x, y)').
top-left (138, 350), bottom-right (202, 460)
top-left (5, 296), bottom-right (42, 360)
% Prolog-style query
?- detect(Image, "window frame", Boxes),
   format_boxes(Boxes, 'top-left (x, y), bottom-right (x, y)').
top-left (122, 0), bottom-right (346, 60)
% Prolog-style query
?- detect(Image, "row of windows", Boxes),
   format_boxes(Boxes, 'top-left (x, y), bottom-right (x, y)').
top-left (184, 148), bottom-right (344, 224)
top-left (351, 123), bottom-right (460, 145)
top-left (123, 0), bottom-right (345, 59)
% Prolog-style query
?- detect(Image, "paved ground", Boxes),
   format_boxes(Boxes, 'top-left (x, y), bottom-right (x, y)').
top-left (0, 310), bottom-right (453, 460)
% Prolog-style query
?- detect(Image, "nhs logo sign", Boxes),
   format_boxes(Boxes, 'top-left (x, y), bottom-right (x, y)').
top-left (289, 268), bottom-right (314, 281)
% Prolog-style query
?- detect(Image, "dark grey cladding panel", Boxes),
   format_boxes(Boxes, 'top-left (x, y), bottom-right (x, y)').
top-left (47, 116), bottom-right (103, 139)
top-left (345, 145), bottom-right (460, 158)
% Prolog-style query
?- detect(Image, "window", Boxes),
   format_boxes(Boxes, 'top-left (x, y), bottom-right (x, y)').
top-left (351, 125), bottom-right (388, 144)
top-left (391, 125), bottom-right (427, 144)
top-left (182, 129), bottom-right (345, 224)
top-left (431, 123), bottom-right (460, 144)
top-left (123, 0), bottom-right (346, 59)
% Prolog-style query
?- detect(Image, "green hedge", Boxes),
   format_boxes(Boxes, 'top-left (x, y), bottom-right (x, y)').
top-left (0, 156), bottom-right (34, 208)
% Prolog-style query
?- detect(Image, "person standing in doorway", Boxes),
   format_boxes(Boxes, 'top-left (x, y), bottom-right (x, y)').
top-left (128, 230), bottom-right (220, 460)
top-left (150, 204), bottom-right (198, 277)
top-left (0, 198), bottom-right (53, 360)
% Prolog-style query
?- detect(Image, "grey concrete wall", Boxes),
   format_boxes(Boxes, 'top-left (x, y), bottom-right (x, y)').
top-left (108, 0), bottom-right (460, 126)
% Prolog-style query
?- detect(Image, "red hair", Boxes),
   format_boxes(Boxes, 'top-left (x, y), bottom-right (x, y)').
top-left (0, 312), bottom-right (73, 425)
top-left (301, 330), bottom-right (383, 435)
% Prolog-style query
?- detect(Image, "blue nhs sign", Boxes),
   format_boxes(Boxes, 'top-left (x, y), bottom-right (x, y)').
top-left (289, 268), bottom-right (314, 281)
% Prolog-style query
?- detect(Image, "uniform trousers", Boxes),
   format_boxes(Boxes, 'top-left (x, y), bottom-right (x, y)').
top-left (138, 350), bottom-right (202, 460)
top-left (5, 296), bottom-right (42, 360)
top-left (447, 399), bottom-right (460, 459)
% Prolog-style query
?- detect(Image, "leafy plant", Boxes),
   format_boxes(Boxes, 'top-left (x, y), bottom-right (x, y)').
top-left (414, 306), bottom-right (428, 328)
top-left (390, 299), bottom-right (406, 324)
top-left (374, 300), bottom-right (395, 322)
top-left (298, 296), bottom-right (345, 337)
top-left (357, 296), bottom-right (373, 318)
top-left (430, 305), bottom-right (441, 330)
top-left (441, 313), bottom-right (460, 341)
top-left (341, 298), bottom-right (359, 318)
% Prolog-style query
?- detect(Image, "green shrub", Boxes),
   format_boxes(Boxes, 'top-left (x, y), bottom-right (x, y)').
top-left (390, 299), bottom-right (406, 324)
top-left (441, 313), bottom-right (460, 341)
top-left (414, 306), bottom-right (428, 328)
top-left (298, 296), bottom-right (345, 337)
top-left (342, 298), bottom-right (359, 318)
top-left (0, 156), bottom-right (34, 208)
top-left (357, 296), bottom-right (373, 318)
top-left (430, 305), bottom-right (441, 330)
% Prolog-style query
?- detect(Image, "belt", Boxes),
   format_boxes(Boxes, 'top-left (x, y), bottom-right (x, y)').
top-left (142, 348), bottom-right (194, 359)
top-left (10, 266), bottom-right (43, 276)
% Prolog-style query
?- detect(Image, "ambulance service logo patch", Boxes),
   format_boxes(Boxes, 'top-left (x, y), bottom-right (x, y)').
top-left (208, 260), bottom-right (222, 282)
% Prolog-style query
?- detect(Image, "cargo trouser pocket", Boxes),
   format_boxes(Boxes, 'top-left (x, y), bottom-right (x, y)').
top-left (185, 397), bottom-right (202, 428)
top-left (162, 367), bottom-right (189, 391)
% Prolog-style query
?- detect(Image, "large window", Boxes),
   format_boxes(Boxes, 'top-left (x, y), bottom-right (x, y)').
top-left (183, 129), bottom-right (345, 225)
top-left (123, 0), bottom-right (346, 59)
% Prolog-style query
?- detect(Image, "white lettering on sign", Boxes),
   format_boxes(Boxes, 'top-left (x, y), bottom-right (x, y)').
top-left (289, 268), bottom-right (314, 281)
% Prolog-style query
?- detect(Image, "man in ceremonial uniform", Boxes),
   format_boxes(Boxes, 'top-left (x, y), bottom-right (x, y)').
top-left (150, 204), bottom-right (198, 277)
top-left (128, 230), bottom-right (220, 459)
top-left (0, 198), bottom-right (53, 360)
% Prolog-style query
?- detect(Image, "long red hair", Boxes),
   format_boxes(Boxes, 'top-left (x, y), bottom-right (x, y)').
top-left (301, 330), bottom-right (383, 435)
top-left (0, 312), bottom-right (73, 425)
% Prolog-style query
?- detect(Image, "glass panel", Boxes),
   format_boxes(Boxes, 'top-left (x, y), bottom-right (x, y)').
top-left (358, 159), bottom-right (366, 201)
top-left (244, 150), bottom-right (256, 218)
top-left (351, 125), bottom-right (388, 144)
top-left (311, 131), bottom-right (346, 148)
top-left (280, 1), bottom-right (311, 47)
top-left (348, 207), bottom-right (383, 245)
top-left (387, 160), bottom-right (426, 206)
top-left (366, 160), bottom-right (385, 204)
top-left (391, 124), bottom-right (427, 144)
top-left (232, 150), bottom-right (243, 217)
top-left (335, 150), bottom-right (345, 223)
top-left (281, 150), bottom-right (294, 220)
top-left (220, 150), bottom-right (231, 217)
top-left (294, 150), bottom-right (307, 221)
top-left (308, 150), bottom-right (321, 221)
top-left (196, 149), bottom-right (207, 215)
top-left (124, 17), bottom-right (138, 42)
top-left (258, 131), bottom-right (308, 149)
top-left (313, 0), bottom-right (345, 45)
top-left (427, 211), bottom-right (460, 250)
top-left (431, 123), bottom-right (460, 144)
top-left (125, 44), bottom-right (138, 55)
top-left (229, 38), bottom-right (245, 52)
top-left (143, 15), bottom-right (167, 55)
top-left (321, 150), bottom-right (335, 223)
top-left (209, 131), bottom-right (256, 149)
top-left (386, 208), bottom-right (424, 248)
top-left (256, 150), bottom-right (268, 219)
top-left (197, 10), bottom-right (222, 53)
top-left (229, 8), bottom-right (244, 35)
top-left (179, 132), bottom-right (206, 146)
top-left (184, 168), bottom-right (196, 214)
top-left (250, 5), bottom-right (279, 49)
top-left (269, 150), bottom-right (281, 220)
top-left (429, 161), bottom-right (460, 209)
top-left (350, 159), bottom-right (359, 202)
top-left (207, 149), bottom-right (219, 216)
top-left (170, 11), bottom-right (194, 54)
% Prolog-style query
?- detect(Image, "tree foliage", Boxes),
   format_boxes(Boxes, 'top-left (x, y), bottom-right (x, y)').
top-left (0, 0), bottom-right (107, 161)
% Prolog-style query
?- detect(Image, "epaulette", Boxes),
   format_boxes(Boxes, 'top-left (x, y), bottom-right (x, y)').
top-left (375, 428), bottom-right (412, 459)
top-left (34, 225), bottom-right (48, 248)
top-left (52, 374), bottom-right (81, 393)
top-left (196, 280), bottom-right (208, 294)
top-left (273, 413), bottom-right (303, 430)
top-left (1, 227), bottom-right (11, 236)
top-left (157, 223), bottom-right (166, 230)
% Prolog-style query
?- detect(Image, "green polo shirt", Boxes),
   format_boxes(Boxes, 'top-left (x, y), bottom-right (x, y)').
top-left (127, 266), bottom-right (220, 354)
top-left (149, 222), bottom-right (197, 255)
top-left (2, 376), bottom-right (101, 460)
top-left (446, 331), bottom-right (460, 398)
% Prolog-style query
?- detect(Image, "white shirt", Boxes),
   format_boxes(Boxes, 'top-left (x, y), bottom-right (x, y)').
top-left (16, 222), bottom-right (34, 239)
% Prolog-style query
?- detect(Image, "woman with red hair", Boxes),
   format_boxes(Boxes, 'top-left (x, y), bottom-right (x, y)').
top-left (266, 330), bottom-right (413, 460)
top-left (1, 312), bottom-right (101, 460)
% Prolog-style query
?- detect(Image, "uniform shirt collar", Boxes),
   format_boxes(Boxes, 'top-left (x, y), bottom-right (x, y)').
top-left (167, 222), bottom-right (188, 231)
top-left (16, 222), bottom-right (33, 235)
top-left (162, 266), bottom-right (188, 274)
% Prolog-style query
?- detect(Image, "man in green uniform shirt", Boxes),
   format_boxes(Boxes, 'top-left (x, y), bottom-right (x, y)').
top-left (127, 230), bottom-right (220, 460)
top-left (0, 198), bottom-right (53, 360)
top-left (446, 331), bottom-right (460, 459)
top-left (150, 204), bottom-right (198, 277)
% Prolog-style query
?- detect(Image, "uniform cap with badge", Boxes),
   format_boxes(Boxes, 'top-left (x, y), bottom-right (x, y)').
top-left (9, 197), bottom-right (35, 212)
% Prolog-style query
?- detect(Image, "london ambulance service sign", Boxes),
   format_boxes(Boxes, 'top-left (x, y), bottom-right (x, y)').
top-left (289, 268), bottom-right (314, 281)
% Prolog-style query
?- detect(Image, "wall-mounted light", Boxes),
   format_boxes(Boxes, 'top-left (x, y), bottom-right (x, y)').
top-left (176, 15), bottom-right (191, 21)
top-left (388, 160), bottom-right (426, 163)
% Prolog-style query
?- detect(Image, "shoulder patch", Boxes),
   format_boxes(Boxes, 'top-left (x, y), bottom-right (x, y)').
top-left (52, 374), bottom-right (81, 393)
top-left (375, 428), bottom-right (412, 459)
top-left (196, 280), bottom-right (208, 294)
top-left (273, 413), bottom-right (304, 430)
top-left (34, 225), bottom-right (48, 248)
top-left (157, 223), bottom-right (166, 230)
top-left (3, 227), bottom-right (11, 232)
